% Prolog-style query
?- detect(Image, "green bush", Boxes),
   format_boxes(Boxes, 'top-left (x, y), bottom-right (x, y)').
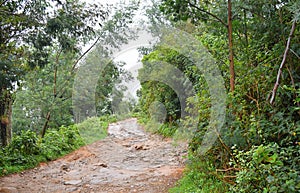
top-left (0, 125), bottom-right (84, 176)
top-left (2, 130), bottom-right (41, 168)
top-left (0, 115), bottom-right (116, 176)
top-left (141, 117), bottom-right (178, 137)
top-left (76, 116), bottom-right (110, 144)
top-left (230, 143), bottom-right (300, 193)
top-left (156, 123), bottom-right (177, 137)
top-left (40, 125), bottom-right (84, 160)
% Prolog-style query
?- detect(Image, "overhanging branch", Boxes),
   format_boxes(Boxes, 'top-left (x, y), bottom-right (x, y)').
top-left (188, 2), bottom-right (228, 28)
top-left (72, 36), bottom-right (101, 71)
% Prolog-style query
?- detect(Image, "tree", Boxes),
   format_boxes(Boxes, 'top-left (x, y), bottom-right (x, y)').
top-left (160, 0), bottom-right (236, 91)
top-left (72, 0), bottom-right (140, 122)
top-left (12, 50), bottom-right (76, 134)
top-left (138, 46), bottom-right (204, 124)
top-left (227, 0), bottom-right (235, 92)
top-left (0, 0), bottom-right (107, 146)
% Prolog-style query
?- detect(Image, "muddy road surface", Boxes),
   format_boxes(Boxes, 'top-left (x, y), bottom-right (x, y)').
top-left (0, 118), bottom-right (187, 193)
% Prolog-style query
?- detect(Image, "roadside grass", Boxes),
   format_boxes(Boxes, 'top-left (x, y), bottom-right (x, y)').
top-left (135, 113), bottom-right (177, 137)
top-left (170, 155), bottom-right (229, 193)
top-left (77, 115), bottom-right (117, 144)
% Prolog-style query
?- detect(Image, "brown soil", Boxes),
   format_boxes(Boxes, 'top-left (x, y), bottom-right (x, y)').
top-left (0, 118), bottom-right (187, 193)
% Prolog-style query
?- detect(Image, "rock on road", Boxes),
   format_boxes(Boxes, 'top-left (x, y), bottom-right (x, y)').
top-left (0, 118), bottom-right (187, 193)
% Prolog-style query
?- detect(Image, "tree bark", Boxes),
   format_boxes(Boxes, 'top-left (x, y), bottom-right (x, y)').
top-left (41, 112), bottom-right (51, 138)
top-left (0, 89), bottom-right (13, 146)
top-left (228, 0), bottom-right (235, 92)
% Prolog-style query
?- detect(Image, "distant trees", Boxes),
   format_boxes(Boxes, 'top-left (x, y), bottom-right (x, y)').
top-left (0, 0), bottom-right (107, 146)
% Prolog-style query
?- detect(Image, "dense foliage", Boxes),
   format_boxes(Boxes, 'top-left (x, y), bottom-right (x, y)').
top-left (1, 0), bottom-right (299, 192)
top-left (137, 0), bottom-right (300, 192)
top-left (10, 0), bottom-right (138, 134)
top-left (0, 124), bottom-right (83, 176)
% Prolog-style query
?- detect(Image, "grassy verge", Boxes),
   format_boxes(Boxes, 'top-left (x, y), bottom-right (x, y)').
top-left (170, 155), bottom-right (229, 193)
top-left (135, 113), bottom-right (177, 137)
top-left (76, 115), bottom-right (117, 144)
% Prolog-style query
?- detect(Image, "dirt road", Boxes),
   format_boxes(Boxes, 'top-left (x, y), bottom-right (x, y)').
top-left (0, 118), bottom-right (187, 193)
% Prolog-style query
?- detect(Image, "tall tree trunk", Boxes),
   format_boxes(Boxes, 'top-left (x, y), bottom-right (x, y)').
top-left (228, 0), bottom-right (235, 92)
top-left (0, 88), bottom-right (13, 146)
top-left (41, 112), bottom-right (51, 138)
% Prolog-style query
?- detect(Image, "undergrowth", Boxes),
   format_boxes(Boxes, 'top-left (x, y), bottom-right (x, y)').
top-left (136, 113), bottom-right (177, 137)
top-left (76, 115), bottom-right (117, 144)
top-left (0, 116), bottom-right (114, 176)
top-left (170, 155), bottom-right (229, 193)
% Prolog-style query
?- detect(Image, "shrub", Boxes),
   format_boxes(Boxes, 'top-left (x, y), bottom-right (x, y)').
top-left (41, 125), bottom-right (84, 160)
top-left (230, 144), bottom-right (300, 193)
top-left (76, 116), bottom-right (110, 144)
top-left (0, 124), bottom-right (84, 176)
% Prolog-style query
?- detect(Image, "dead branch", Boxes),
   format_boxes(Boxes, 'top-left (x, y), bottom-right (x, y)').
top-left (290, 49), bottom-right (300, 60)
top-left (270, 20), bottom-right (297, 105)
top-left (216, 131), bottom-right (239, 166)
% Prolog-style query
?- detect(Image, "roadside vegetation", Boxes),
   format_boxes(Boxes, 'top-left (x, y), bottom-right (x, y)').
top-left (136, 0), bottom-right (300, 192)
top-left (0, 115), bottom-right (116, 176)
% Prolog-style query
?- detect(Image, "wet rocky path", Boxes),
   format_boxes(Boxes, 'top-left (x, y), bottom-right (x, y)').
top-left (0, 118), bottom-right (187, 193)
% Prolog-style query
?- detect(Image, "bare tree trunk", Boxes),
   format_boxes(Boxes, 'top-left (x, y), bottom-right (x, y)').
top-left (41, 112), bottom-right (51, 138)
top-left (228, 0), bottom-right (235, 92)
top-left (54, 65), bottom-right (57, 98)
top-left (270, 20), bottom-right (297, 105)
top-left (0, 89), bottom-right (13, 146)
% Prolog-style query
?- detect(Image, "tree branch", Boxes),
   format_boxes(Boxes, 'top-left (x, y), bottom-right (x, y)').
top-left (55, 37), bottom-right (101, 104)
top-left (216, 130), bottom-right (239, 165)
top-left (187, 2), bottom-right (228, 28)
top-left (41, 112), bottom-right (51, 138)
top-left (270, 20), bottom-right (297, 105)
top-left (0, 0), bottom-right (9, 7)
top-left (72, 37), bottom-right (101, 71)
top-left (290, 49), bottom-right (300, 60)
top-left (54, 49), bottom-right (62, 98)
